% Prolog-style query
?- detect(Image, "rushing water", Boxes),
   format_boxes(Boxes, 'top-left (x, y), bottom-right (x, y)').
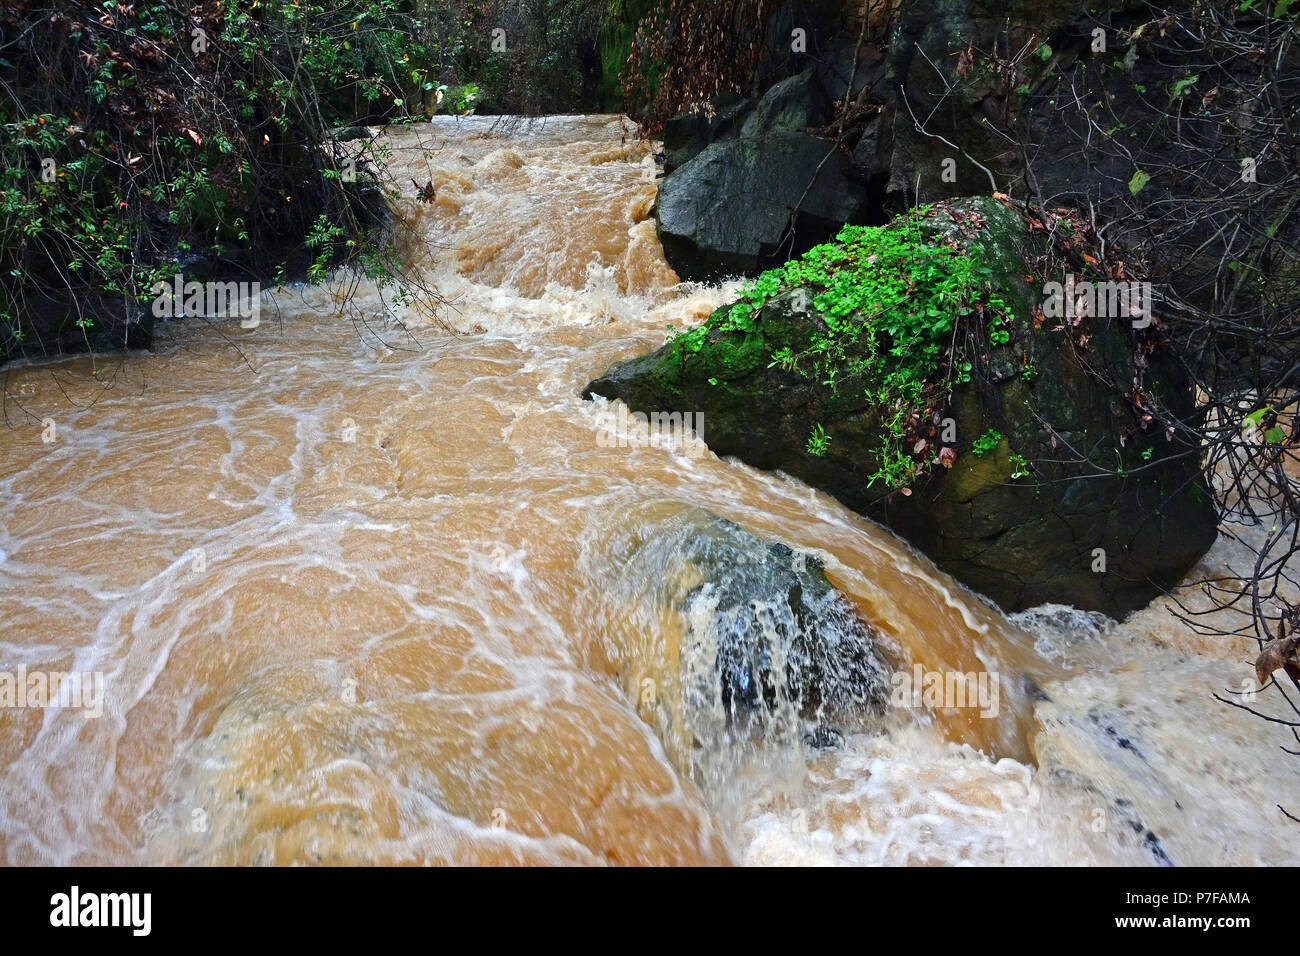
top-left (1, 115), bottom-right (1297, 866)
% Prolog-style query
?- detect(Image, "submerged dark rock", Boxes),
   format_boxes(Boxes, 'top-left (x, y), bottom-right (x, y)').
top-left (675, 517), bottom-right (890, 726)
top-left (596, 502), bottom-right (890, 733)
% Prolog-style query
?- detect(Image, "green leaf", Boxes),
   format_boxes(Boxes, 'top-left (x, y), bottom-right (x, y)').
top-left (1169, 75), bottom-right (1199, 100)
top-left (1129, 169), bottom-right (1151, 194)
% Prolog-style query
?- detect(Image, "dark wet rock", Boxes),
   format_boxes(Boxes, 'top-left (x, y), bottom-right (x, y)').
top-left (653, 67), bottom-right (867, 282)
top-left (660, 94), bottom-right (753, 175)
top-left (5, 294), bottom-right (153, 363)
top-left (588, 196), bottom-right (1218, 617)
top-left (334, 125), bottom-right (375, 142)
top-left (802, 725), bottom-right (844, 750)
top-left (597, 503), bottom-right (890, 731)
top-left (678, 524), bottom-right (890, 726)
top-left (815, 38), bottom-right (888, 105)
top-left (1021, 674), bottom-right (1052, 703)
top-left (851, 115), bottom-right (887, 177)
top-left (739, 68), bottom-right (829, 138)
top-left (655, 132), bottom-right (867, 282)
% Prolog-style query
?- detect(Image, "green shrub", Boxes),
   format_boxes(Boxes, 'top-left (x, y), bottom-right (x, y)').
top-left (679, 208), bottom-right (1016, 488)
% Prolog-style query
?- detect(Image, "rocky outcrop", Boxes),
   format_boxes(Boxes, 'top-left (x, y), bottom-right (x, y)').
top-left (659, 94), bottom-right (753, 175)
top-left (655, 132), bottom-right (866, 282)
top-left (738, 68), bottom-right (829, 138)
top-left (587, 197), bottom-right (1219, 617)
top-left (653, 62), bottom-right (870, 281)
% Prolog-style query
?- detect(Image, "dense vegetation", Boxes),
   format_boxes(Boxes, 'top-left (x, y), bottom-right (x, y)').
top-left (0, 0), bottom-right (429, 356)
top-left (670, 209), bottom-right (1020, 488)
top-left (0, 0), bottom-right (630, 359)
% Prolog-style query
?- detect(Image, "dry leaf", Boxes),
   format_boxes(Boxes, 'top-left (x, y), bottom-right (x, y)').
top-left (1255, 633), bottom-right (1300, 688)
top-left (411, 178), bottom-right (437, 203)
top-left (956, 47), bottom-right (973, 80)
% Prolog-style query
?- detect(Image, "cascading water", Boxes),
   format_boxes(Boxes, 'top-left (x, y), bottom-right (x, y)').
top-left (1, 115), bottom-right (1296, 866)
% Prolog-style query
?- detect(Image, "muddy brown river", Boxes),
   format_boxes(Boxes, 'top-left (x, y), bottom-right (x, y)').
top-left (1, 115), bottom-right (1296, 865)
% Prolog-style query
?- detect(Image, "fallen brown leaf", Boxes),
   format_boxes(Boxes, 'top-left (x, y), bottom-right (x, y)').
top-left (956, 47), bottom-right (973, 80)
top-left (1255, 632), bottom-right (1300, 689)
top-left (412, 178), bottom-right (437, 203)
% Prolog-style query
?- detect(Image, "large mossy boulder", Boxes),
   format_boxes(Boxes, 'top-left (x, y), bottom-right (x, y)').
top-left (586, 196), bottom-right (1218, 617)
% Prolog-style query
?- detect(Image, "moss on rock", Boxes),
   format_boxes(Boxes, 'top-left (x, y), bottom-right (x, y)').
top-left (585, 196), bottom-right (1218, 617)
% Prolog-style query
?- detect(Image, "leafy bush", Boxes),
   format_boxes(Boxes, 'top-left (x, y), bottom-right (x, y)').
top-left (0, 0), bottom-right (462, 358)
top-left (971, 429), bottom-right (1001, 456)
top-left (673, 208), bottom-right (1015, 487)
top-left (620, 0), bottom-right (772, 134)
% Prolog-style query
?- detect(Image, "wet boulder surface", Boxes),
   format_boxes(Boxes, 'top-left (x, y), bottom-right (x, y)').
top-left (654, 69), bottom-right (863, 282)
top-left (590, 503), bottom-right (892, 754)
top-left (674, 514), bottom-right (891, 730)
top-left (655, 132), bottom-right (866, 283)
top-left (588, 197), bottom-right (1219, 617)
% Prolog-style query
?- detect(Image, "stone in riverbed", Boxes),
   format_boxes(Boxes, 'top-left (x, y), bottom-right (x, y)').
top-left (593, 502), bottom-right (891, 737)
top-left (677, 517), bottom-right (889, 727)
